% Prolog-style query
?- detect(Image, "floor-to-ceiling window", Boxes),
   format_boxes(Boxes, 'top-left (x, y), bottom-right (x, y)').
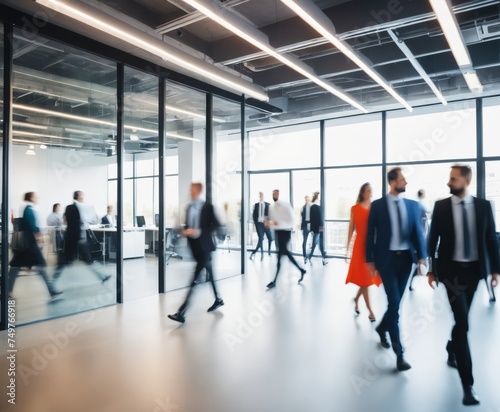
top-left (10, 29), bottom-right (117, 323)
top-left (324, 114), bottom-right (383, 256)
top-left (249, 123), bottom-right (320, 256)
top-left (482, 97), bottom-right (500, 226)
top-left (386, 100), bottom-right (477, 208)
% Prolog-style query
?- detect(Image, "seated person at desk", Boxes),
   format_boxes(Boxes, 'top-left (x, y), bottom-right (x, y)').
top-left (101, 205), bottom-right (115, 227)
top-left (47, 203), bottom-right (64, 226)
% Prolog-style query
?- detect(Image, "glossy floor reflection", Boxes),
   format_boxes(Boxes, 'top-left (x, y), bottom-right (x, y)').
top-left (0, 258), bottom-right (499, 412)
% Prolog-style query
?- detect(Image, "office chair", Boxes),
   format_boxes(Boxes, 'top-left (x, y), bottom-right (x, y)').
top-left (136, 216), bottom-right (146, 227)
top-left (166, 228), bottom-right (183, 264)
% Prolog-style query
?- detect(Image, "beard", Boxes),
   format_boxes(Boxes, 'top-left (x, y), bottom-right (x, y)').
top-left (395, 186), bottom-right (406, 194)
top-left (272, 197), bottom-right (278, 202)
top-left (450, 186), bottom-right (465, 196)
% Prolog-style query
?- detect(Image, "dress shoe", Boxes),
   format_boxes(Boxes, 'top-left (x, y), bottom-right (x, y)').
top-left (168, 312), bottom-right (185, 324)
top-left (298, 269), bottom-right (306, 283)
top-left (462, 386), bottom-right (480, 406)
top-left (368, 315), bottom-right (376, 323)
top-left (249, 253), bottom-right (255, 261)
top-left (102, 275), bottom-right (111, 283)
top-left (266, 281), bottom-right (276, 289)
top-left (322, 258), bottom-right (328, 266)
top-left (304, 258), bottom-right (308, 264)
top-left (375, 325), bottom-right (390, 349)
top-left (396, 355), bottom-right (412, 371)
top-left (207, 298), bottom-right (224, 312)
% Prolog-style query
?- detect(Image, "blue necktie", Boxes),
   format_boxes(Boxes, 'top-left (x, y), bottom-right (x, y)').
top-left (461, 201), bottom-right (470, 259)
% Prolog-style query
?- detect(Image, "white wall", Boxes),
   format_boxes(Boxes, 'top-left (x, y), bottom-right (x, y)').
top-left (11, 145), bottom-right (111, 226)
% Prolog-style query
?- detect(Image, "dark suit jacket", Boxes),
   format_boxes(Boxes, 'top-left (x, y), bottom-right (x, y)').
top-left (64, 203), bottom-right (83, 260)
top-left (366, 196), bottom-right (427, 273)
top-left (309, 204), bottom-right (324, 233)
top-left (186, 201), bottom-right (221, 254)
top-left (252, 201), bottom-right (270, 225)
top-left (428, 197), bottom-right (500, 280)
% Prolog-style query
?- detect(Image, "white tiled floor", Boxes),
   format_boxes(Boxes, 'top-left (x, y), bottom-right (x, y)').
top-left (1, 257), bottom-right (499, 412)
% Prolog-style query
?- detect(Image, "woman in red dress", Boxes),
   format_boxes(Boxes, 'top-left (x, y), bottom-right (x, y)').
top-left (345, 183), bottom-right (382, 322)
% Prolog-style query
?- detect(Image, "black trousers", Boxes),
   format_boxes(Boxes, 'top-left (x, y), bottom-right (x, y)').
top-left (442, 261), bottom-right (481, 388)
top-left (179, 238), bottom-right (219, 316)
top-left (252, 222), bottom-right (273, 255)
top-left (273, 230), bottom-right (302, 282)
top-left (378, 250), bottom-right (413, 357)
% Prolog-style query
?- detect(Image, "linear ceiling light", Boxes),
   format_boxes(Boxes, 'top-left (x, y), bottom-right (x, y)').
top-left (387, 30), bottom-right (447, 105)
top-left (181, 0), bottom-right (367, 113)
top-left (463, 71), bottom-right (483, 93)
top-left (429, 0), bottom-right (482, 93)
top-left (280, 0), bottom-right (412, 112)
top-left (429, 0), bottom-right (471, 66)
top-left (35, 0), bottom-right (268, 101)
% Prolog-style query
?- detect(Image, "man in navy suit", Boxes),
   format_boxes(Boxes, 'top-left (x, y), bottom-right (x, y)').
top-left (427, 165), bottom-right (499, 406)
top-left (168, 183), bottom-right (224, 323)
top-left (250, 192), bottom-right (272, 261)
top-left (366, 167), bottom-right (427, 371)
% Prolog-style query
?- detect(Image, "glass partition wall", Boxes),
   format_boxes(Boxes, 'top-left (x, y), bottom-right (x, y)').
top-left (212, 96), bottom-right (242, 279)
top-left (10, 29), bottom-right (117, 323)
top-left (121, 67), bottom-right (159, 301)
top-left (164, 82), bottom-right (207, 291)
top-left (0, 24), bottom-right (4, 327)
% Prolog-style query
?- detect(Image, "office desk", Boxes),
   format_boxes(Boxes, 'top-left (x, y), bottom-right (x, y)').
top-left (92, 227), bottom-right (145, 260)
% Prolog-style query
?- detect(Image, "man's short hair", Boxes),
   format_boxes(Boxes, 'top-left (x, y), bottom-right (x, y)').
top-left (387, 167), bottom-right (402, 184)
top-left (73, 191), bottom-right (82, 200)
top-left (191, 182), bottom-right (203, 191)
top-left (417, 189), bottom-right (425, 198)
top-left (451, 164), bottom-right (472, 180)
top-left (273, 189), bottom-right (279, 194)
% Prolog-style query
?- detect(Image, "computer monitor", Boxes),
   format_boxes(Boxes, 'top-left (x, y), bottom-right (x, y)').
top-left (155, 214), bottom-right (159, 227)
top-left (136, 216), bottom-right (146, 227)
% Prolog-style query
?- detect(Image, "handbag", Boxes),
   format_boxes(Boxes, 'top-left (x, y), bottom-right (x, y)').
top-left (11, 229), bottom-right (30, 252)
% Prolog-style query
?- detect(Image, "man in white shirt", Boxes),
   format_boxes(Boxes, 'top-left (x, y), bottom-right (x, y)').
top-left (265, 189), bottom-right (306, 289)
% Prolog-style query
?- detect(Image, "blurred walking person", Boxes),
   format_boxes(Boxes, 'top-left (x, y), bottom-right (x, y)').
top-left (266, 189), bottom-right (306, 289)
top-left (8, 192), bottom-right (62, 300)
top-left (249, 192), bottom-right (273, 261)
top-left (168, 183), bottom-right (224, 323)
top-left (307, 191), bottom-right (328, 266)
